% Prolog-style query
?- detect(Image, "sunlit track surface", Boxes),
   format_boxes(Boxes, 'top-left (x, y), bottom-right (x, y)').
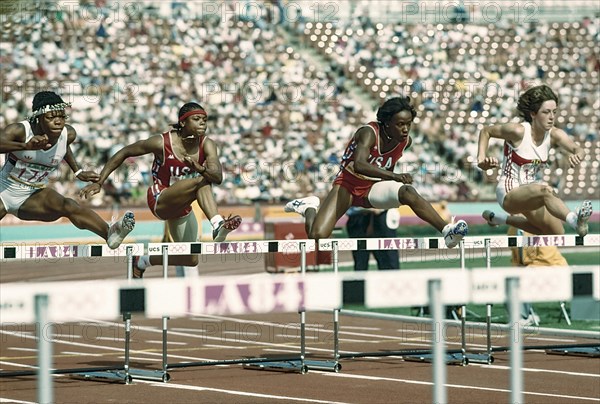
top-left (1, 258), bottom-right (599, 404)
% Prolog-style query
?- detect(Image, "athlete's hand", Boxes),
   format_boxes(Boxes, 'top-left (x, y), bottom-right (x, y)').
top-left (394, 173), bottom-right (413, 184)
top-left (477, 157), bottom-right (499, 170)
top-left (568, 153), bottom-right (583, 167)
top-left (76, 170), bottom-right (101, 182)
top-left (183, 156), bottom-right (206, 174)
top-left (79, 183), bottom-right (102, 199)
top-left (26, 134), bottom-right (51, 150)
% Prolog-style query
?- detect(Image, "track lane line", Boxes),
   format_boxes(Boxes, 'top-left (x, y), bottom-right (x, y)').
top-left (136, 380), bottom-right (352, 404)
top-left (317, 371), bottom-right (600, 402)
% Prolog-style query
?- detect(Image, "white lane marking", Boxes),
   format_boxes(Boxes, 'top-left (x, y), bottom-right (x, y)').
top-left (138, 380), bottom-right (352, 404)
top-left (0, 398), bottom-right (38, 403)
top-left (146, 340), bottom-right (187, 346)
top-left (6, 348), bottom-right (37, 353)
top-left (470, 363), bottom-right (600, 378)
top-left (318, 372), bottom-right (600, 402)
top-left (0, 361), bottom-right (38, 370)
top-left (342, 326), bottom-right (381, 331)
top-left (171, 328), bottom-right (206, 333)
top-left (223, 331), bottom-right (261, 336)
top-left (262, 348), bottom-right (302, 353)
top-left (61, 351), bottom-right (103, 357)
top-left (117, 356), bottom-right (157, 362)
top-left (526, 337), bottom-right (576, 342)
top-left (202, 344), bottom-right (246, 350)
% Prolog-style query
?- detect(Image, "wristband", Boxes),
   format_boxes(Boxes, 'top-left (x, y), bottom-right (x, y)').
top-left (74, 169), bottom-right (83, 177)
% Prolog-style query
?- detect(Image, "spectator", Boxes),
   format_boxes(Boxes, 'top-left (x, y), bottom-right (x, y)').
top-left (346, 207), bottom-right (400, 270)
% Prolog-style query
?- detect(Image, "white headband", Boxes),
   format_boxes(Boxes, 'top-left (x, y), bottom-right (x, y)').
top-left (28, 102), bottom-right (72, 120)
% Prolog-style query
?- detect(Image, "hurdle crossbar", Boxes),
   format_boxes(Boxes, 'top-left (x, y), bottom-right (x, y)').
top-left (2, 236), bottom-right (597, 402)
top-left (316, 234), bottom-right (600, 251)
top-left (315, 235), bottom-right (598, 370)
top-left (146, 240), bottom-right (338, 374)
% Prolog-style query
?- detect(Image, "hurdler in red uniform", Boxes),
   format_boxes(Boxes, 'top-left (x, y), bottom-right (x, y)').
top-left (81, 102), bottom-right (241, 277)
top-left (285, 96), bottom-right (468, 248)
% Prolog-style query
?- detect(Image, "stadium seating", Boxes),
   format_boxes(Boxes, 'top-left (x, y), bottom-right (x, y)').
top-left (1, 1), bottom-right (598, 204)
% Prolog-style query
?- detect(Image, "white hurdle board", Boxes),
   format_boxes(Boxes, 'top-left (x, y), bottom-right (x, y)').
top-left (0, 268), bottom-right (577, 325)
top-left (318, 234), bottom-right (600, 251)
top-left (0, 243), bottom-right (145, 260)
top-left (0, 272), bottom-right (342, 324)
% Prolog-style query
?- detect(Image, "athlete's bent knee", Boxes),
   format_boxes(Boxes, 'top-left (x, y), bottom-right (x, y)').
top-left (398, 185), bottom-right (418, 202)
top-left (309, 227), bottom-right (330, 240)
top-left (540, 185), bottom-right (555, 197)
top-left (61, 198), bottom-right (82, 216)
top-left (185, 255), bottom-right (199, 267)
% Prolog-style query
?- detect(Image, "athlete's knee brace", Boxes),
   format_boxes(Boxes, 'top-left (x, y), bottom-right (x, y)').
top-left (367, 181), bottom-right (403, 209)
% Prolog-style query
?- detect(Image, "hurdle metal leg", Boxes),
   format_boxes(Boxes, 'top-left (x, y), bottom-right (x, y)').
top-left (559, 301), bottom-right (572, 326)
top-left (244, 241), bottom-right (340, 373)
top-left (36, 294), bottom-right (52, 404)
top-left (454, 238), bottom-right (495, 365)
top-left (7, 246), bottom-right (137, 384)
top-left (244, 242), bottom-right (309, 373)
top-left (404, 240), bottom-right (480, 366)
top-left (303, 241), bottom-right (341, 372)
top-left (162, 246), bottom-right (169, 379)
top-left (437, 238), bottom-right (494, 366)
top-left (484, 239), bottom-right (494, 364)
top-left (507, 277), bottom-right (523, 404)
top-left (460, 241), bottom-right (468, 365)
top-left (76, 246), bottom-right (145, 384)
top-left (430, 279), bottom-right (447, 404)
top-left (127, 246), bottom-right (171, 382)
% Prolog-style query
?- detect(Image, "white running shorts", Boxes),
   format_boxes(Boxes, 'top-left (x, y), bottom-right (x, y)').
top-left (0, 175), bottom-right (38, 215)
top-left (367, 180), bottom-right (404, 209)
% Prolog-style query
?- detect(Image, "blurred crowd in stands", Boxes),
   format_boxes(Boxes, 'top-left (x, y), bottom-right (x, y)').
top-left (1, 0), bottom-right (598, 208)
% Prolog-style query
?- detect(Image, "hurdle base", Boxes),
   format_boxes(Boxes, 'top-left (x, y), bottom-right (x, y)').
top-left (545, 346), bottom-right (600, 358)
top-left (129, 368), bottom-right (171, 382)
top-left (463, 353), bottom-right (494, 364)
top-left (72, 371), bottom-right (132, 384)
top-left (304, 359), bottom-right (341, 372)
top-left (243, 360), bottom-right (309, 374)
top-left (403, 353), bottom-right (465, 366)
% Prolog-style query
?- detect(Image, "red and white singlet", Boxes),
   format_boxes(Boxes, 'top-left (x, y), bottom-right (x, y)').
top-left (496, 122), bottom-right (550, 205)
top-left (147, 132), bottom-right (206, 219)
top-left (334, 121), bottom-right (409, 206)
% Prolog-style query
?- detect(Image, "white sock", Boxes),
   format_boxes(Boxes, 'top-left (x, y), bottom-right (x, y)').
top-left (210, 215), bottom-right (224, 230)
top-left (137, 255), bottom-right (151, 269)
top-left (492, 212), bottom-right (508, 225)
top-left (176, 265), bottom-right (198, 278)
top-left (183, 266), bottom-right (198, 277)
top-left (566, 211), bottom-right (577, 229)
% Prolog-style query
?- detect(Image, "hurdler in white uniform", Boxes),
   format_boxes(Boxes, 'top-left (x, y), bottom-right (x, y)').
top-left (0, 120), bottom-right (68, 214)
top-left (0, 90), bottom-right (136, 250)
top-left (496, 121), bottom-right (551, 206)
top-left (478, 84), bottom-right (592, 237)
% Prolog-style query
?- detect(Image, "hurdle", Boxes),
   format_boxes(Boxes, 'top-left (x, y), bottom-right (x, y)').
top-left (0, 265), bottom-right (341, 401)
top-left (317, 234), bottom-right (600, 366)
top-left (1, 251), bottom-right (583, 403)
top-left (145, 239), bottom-right (340, 374)
top-left (0, 242), bottom-right (148, 385)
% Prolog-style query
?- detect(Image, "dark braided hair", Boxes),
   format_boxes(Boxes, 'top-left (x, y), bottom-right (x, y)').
top-left (29, 91), bottom-right (70, 123)
top-left (172, 102), bottom-right (205, 129)
top-left (32, 91), bottom-right (65, 112)
top-left (516, 85), bottom-right (558, 123)
top-left (376, 96), bottom-right (417, 125)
